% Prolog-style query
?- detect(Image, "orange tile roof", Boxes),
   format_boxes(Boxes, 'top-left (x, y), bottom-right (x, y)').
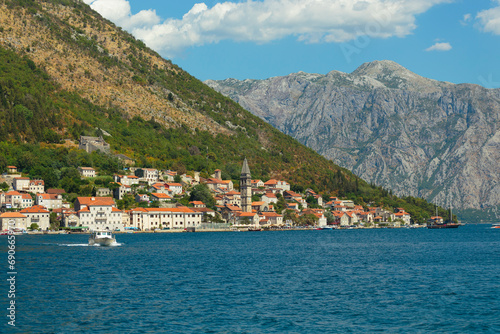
top-left (77, 197), bottom-right (115, 206)
top-left (152, 193), bottom-right (172, 199)
top-left (0, 212), bottom-right (27, 218)
top-left (20, 205), bottom-right (49, 213)
top-left (6, 191), bottom-right (21, 196)
top-left (237, 212), bottom-right (257, 217)
top-left (261, 212), bottom-right (282, 217)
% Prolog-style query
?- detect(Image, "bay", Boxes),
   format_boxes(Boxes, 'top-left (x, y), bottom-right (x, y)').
top-left (1, 225), bottom-right (499, 333)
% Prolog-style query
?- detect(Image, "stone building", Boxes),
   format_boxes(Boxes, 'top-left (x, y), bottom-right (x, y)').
top-left (79, 136), bottom-right (110, 154)
top-left (240, 158), bottom-right (252, 213)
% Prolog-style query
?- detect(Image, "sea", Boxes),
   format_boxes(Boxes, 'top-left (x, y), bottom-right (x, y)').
top-left (1, 224), bottom-right (499, 333)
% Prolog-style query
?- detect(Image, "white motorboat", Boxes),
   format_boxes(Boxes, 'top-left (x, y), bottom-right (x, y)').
top-left (88, 230), bottom-right (116, 246)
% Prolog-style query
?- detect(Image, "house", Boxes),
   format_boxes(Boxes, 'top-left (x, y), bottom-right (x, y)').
top-left (135, 194), bottom-right (149, 203)
top-left (333, 212), bottom-right (350, 226)
top-left (74, 197), bottom-right (116, 212)
top-left (162, 170), bottom-right (177, 182)
top-left (151, 193), bottom-right (172, 202)
top-left (346, 212), bottom-right (359, 225)
top-left (36, 193), bottom-right (63, 210)
top-left (7, 166), bottom-right (18, 174)
top-left (235, 212), bottom-right (260, 226)
top-left (189, 201), bottom-right (206, 208)
top-left (286, 202), bottom-right (299, 211)
top-left (129, 207), bottom-right (202, 230)
top-left (204, 178), bottom-right (233, 192)
top-left (78, 167), bottom-right (96, 178)
top-left (135, 168), bottom-right (159, 185)
top-left (114, 175), bottom-right (140, 186)
top-left (283, 191), bottom-right (303, 202)
top-left (166, 183), bottom-right (183, 195)
top-left (112, 183), bottom-right (132, 200)
top-left (5, 191), bottom-right (22, 208)
top-left (394, 211), bottom-right (411, 225)
top-left (76, 197), bottom-right (123, 231)
top-left (262, 193), bottom-right (278, 205)
top-left (223, 190), bottom-right (241, 207)
top-left (0, 212), bottom-right (28, 231)
top-left (96, 188), bottom-right (111, 197)
top-left (149, 183), bottom-right (168, 194)
top-left (20, 205), bottom-right (51, 230)
top-left (251, 201), bottom-right (266, 212)
top-left (13, 177), bottom-right (30, 192)
top-left (251, 179), bottom-right (265, 188)
top-left (20, 193), bottom-right (33, 208)
top-left (260, 212), bottom-right (284, 226)
top-left (264, 178), bottom-right (292, 190)
top-left (47, 189), bottom-right (66, 195)
top-left (29, 180), bottom-right (45, 194)
top-left (358, 212), bottom-right (374, 224)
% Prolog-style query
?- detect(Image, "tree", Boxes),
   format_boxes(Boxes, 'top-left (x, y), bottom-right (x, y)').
top-left (299, 213), bottom-right (319, 226)
top-left (283, 209), bottom-right (299, 225)
top-left (0, 182), bottom-right (9, 192)
top-left (49, 212), bottom-right (59, 230)
top-left (189, 184), bottom-right (215, 208)
top-left (29, 223), bottom-right (39, 230)
top-left (174, 174), bottom-right (182, 183)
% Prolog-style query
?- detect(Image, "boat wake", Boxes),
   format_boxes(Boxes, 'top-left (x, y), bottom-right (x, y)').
top-left (58, 242), bottom-right (123, 247)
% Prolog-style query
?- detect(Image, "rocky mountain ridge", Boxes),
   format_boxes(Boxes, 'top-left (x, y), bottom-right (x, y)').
top-left (206, 61), bottom-right (500, 211)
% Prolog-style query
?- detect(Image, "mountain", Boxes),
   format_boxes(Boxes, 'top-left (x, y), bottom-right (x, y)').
top-left (205, 60), bottom-right (500, 217)
top-left (0, 1), bottom-right (455, 222)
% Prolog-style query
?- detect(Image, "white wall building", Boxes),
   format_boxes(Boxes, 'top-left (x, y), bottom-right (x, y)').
top-left (130, 207), bottom-right (202, 230)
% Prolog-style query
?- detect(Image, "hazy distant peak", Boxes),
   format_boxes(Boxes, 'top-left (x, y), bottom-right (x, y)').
top-left (351, 60), bottom-right (450, 92)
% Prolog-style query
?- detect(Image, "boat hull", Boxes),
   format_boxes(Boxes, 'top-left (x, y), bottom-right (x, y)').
top-left (89, 237), bottom-right (116, 246)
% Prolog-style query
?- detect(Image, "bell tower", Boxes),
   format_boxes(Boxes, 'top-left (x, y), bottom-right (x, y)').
top-left (240, 158), bottom-right (252, 212)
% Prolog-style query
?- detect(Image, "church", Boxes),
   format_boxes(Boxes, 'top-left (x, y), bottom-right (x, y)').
top-left (240, 158), bottom-right (252, 213)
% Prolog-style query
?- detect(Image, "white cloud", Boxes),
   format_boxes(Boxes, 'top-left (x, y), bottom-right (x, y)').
top-left (83, 0), bottom-right (160, 30)
top-left (83, 0), bottom-right (452, 58)
top-left (476, 1), bottom-right (500, 35)
top-left (460, 13), bottom-right (471, 26)
top-left (425, 42), bottom-right (452, 51)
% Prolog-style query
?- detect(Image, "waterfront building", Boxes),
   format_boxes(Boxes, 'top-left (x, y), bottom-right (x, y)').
top-left (76, 197), bottom-right (123, 231)
top-left (0, 212), bottom-right (28, 230)
top-left (20, 205), bottom-right (51, 230)
top-left (130, 207), bottom-right (202, 230)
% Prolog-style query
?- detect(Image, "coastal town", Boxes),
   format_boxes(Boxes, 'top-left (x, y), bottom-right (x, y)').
top-left (0, 136), bottom-right (437, 233)
top-left (0, 160), bottom-right (433, 233)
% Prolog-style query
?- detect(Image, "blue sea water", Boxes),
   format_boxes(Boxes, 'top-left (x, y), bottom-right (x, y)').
top-left (1, 225), bottom-right (500, 333)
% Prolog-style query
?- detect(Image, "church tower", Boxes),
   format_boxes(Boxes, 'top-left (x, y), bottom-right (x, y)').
top-left (240, 158), bottom-right (252, 212)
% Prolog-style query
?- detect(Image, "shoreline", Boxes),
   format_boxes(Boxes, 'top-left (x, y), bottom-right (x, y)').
top-left (17, 225), bottom-right (433, 235)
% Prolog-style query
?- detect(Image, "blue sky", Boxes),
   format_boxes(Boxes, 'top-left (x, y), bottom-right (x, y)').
top-left (84, 0), bottom-right (500, 87)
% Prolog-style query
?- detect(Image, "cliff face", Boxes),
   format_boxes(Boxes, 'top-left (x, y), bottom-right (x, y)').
top-left (206, 61), bottom-right (500, 210)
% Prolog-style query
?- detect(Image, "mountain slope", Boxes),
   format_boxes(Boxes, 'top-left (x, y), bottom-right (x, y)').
top-left (206, 61), bottom-right (500, 213)
top-left (0, 1), bottom-right (451, 223)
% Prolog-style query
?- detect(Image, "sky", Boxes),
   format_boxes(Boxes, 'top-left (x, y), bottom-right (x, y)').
top-left (82, 0), bottom-right (500, 87)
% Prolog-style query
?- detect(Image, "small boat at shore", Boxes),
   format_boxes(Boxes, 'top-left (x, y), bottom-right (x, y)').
top-left (88, 230), bottom-right (116, 246)
top-left (492, 223), bottom-right (500, 229)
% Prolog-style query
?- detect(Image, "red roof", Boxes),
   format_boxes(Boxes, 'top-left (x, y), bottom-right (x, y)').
top-left (20, 205), bottom-right (49, 213)
top-left (0, 212), bottom-right (26, 218)
top-left (77, 197), bottom-right (115, 206)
